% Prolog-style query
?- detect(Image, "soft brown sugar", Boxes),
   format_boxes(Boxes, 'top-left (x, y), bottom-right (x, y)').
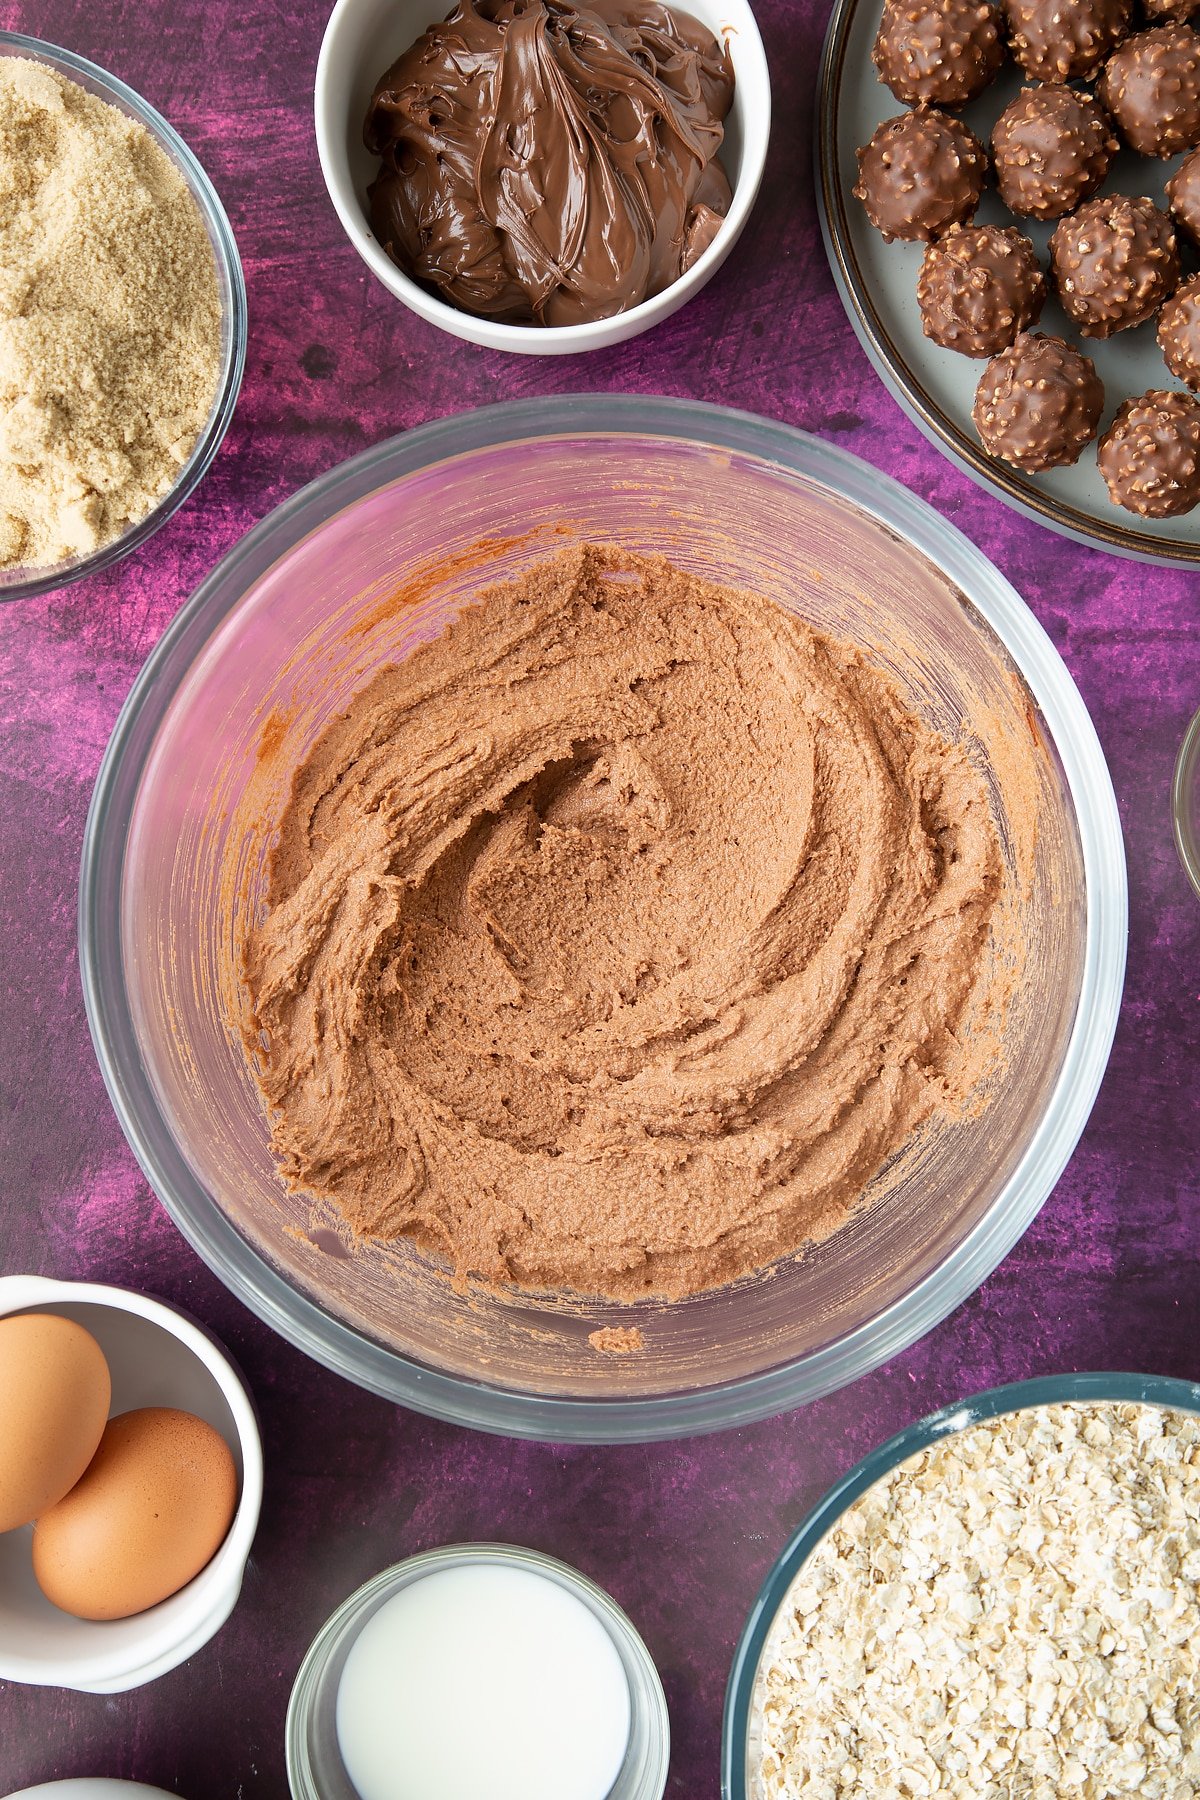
top-left (0, 58), bottom-right (222, 570)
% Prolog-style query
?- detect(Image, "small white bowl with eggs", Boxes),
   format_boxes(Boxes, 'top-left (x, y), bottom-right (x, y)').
top-left (0, 1275), bottom-right (262, 1693)
top-left (313, 0), bottom-right (772, 354)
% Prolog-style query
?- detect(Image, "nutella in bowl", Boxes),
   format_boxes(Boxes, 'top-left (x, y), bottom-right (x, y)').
top-left (363, 0), bottom-right (734, 327)
top-left (314, 0), bottom-right (770, 352)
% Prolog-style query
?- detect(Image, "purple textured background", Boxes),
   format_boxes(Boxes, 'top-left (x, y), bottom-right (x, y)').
top-left (1, 0), bottom-right (1198, 1793)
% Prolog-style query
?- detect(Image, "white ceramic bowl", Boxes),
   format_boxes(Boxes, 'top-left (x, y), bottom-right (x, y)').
top-left (314, 0), bottom-right (771, 354)
top-left (0, 1276), bottom-right (262, 1693)
top-left (5, 1786), bottom-right (181, 1799)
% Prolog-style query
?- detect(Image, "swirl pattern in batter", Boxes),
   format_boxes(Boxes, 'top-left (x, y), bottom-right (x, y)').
top-left (241, 544), bottom-right (1004, 1300)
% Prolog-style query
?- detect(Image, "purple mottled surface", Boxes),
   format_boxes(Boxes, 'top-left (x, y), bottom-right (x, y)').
top-left (0, 0), bottom-right (1198, 1793)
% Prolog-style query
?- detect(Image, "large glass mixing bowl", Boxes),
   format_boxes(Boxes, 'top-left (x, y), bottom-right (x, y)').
top-left (79, 398), bottom-right (1126, 1442)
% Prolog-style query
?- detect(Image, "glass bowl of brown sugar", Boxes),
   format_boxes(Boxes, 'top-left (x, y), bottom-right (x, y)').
top-left (0, 32), bottom-right (245, 603)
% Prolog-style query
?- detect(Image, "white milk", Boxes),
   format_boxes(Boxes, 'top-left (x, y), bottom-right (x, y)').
top-left (335, 1561), bottom-right (632, 1800)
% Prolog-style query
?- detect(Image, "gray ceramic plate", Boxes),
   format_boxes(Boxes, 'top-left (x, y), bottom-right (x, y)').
top-left (817, 0), bottom-right (1200, 565)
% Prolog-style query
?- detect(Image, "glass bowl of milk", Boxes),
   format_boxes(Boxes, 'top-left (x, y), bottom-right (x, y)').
top-left (285, 1543), bottom-right (670, 1800)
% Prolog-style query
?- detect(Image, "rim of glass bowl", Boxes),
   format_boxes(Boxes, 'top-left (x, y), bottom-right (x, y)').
top-left (721, 1370), bottom-right (1200, 1800)
top-left (0, 31), bottom-right (247, 604)
top-left (285, 1544), bottom-right (670, 1800)
top-left (1173, 705), bottom-right (1200, 901)
top-left (78, 395), bottom-right (1128, 1443)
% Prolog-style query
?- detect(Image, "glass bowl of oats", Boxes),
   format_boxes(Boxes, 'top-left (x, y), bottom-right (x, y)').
top-left (724, 1372), bottom-right (1200, 1799)
top-left (0, 32), bottom-right (246, 602)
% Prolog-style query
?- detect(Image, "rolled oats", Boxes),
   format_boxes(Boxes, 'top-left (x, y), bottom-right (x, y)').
top-left (756, 1402), bottom-right (1200, 1800)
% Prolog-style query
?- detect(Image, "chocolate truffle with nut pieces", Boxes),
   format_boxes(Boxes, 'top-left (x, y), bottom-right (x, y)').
top-left (872, 0), bottom-right (1005, 107)
top-left (1001, 0), bottom-right (1131, 83)
top-left (1098, 389), bottom-right (1200, 515)
top-left (917, 223), bottom-right (1046, 356)
top-left (1157, 273), bottom-right (1200, 389)
top-left (1049, 194), bottom-right (1179, 338)
top-left (1099, 24), bottom-right (1200, 156)
top-left (972, 333), bottom-right (1104, 470)
top-left (854, 109), bottom-right (988, 242)
top-left (1166, 146), bottom-right (1200, 247)
top-left (1143, 0), bottom-right (1199, 17)
top-left (991, 85), bottom-right (1118, 220)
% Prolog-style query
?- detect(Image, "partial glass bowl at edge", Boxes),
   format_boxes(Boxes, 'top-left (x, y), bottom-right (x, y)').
top-left (722, 1370), bottom-right (1200, 1800)
top-left (0, 31), bottom-right (246, 603)
top-left (1175, 705), bottom-right (1200, 900)
top-left (79, 396), bottom-right (1127, 1443)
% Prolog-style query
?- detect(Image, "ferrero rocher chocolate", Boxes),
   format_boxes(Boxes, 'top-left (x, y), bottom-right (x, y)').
top-left (991, 85), bottom-right (1117, 220)
top-left (1049, 195), bottom-right (1179, 338)
top-left (1002, 0), bottom-right (1131, 83)
top-left (1099, 24), bottom-right (1200, 156)
top-left (856, 0), bottom-right (1200, 515)
top-left (1098, 389), bottom-right (1200, 516)
top-left (1167, 147), bottom-right (1200, 248)
top-left (854, 108), bottom-right (989, 242)
top-left (1157, 273), bottom-right (1200, 389)
top-left (917, 223), bottom-right (1046, 356)
top-left (972, 333), bottom-right (1104, 470)
top-left (873, 0), bottom-right (1005, 106)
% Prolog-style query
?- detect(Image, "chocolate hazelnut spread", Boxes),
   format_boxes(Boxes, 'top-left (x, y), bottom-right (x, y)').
top-left (240, 546), bottom-right (1006, 1302)
top-left (363, 0), bottom-right (734, 325)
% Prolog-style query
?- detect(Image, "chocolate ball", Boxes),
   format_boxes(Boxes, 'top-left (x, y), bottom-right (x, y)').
top-left (1158, 272), bottom-right (1200, 387)
top-left (1001, 0), bottom-right (1131, 83)
top-left (972, 332), bottom-right (1105, 469)
top-left (991, 85), bottom-right (1118, 219)
top-left (1049, 194), bottom-right (1179, 336)
top-left (1098, 388), bottom-right (1200, 515)
top-left (1166, 145), bottom-right (1200, 246)
top-left (917, 223), bottom-right (1046, 355)
top-left (873, 0), bottom-right (1005, 107)
top-left (1142, 0), bottom-right (1199, 23)
top-left (1099, 25), bottom-right (1200, 155)
top-left (854, 109), bottom-right (989, 242)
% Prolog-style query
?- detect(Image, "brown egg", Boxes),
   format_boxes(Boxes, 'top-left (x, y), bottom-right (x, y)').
top-left (32, 1406), bottom-right (238, 1620)
top-left (0, 1312), bottom-right (112, 1532)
